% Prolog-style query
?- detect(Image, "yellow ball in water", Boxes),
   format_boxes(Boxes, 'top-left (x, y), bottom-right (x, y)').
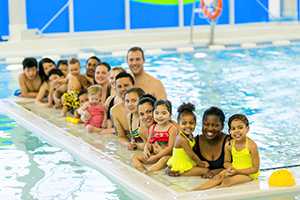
top-left (268, 169), bottom-right (296, 187)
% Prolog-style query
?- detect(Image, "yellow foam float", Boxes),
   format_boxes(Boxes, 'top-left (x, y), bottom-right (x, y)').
top-left (66, 116), bottom-right (80, 124)
top-left (268, 169), bottom-right (296, 187)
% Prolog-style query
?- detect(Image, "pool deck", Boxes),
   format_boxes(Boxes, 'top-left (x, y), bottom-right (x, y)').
top-left (1, 98), bottom-right (300, 200)
top-left (1, 22), bottom-right (300, 62)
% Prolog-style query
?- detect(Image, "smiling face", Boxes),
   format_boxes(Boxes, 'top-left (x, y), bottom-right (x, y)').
top-left (43, 62), bottom-right (55, 76)
top-left (24, 67), bottom-right (38, 80)
top-left (125, 92), bottom-right (139, 114)
top-left (202, 115), bottom-right (223, 140)
top-left (69, 63), bottom-right (80, 76)
top-left (109, 69), bottom-right (123, 90)
top-left (138, 102), bottom-right (154, 128)
top-left (58, 63), bottom-right (68, 77)
top-left (115, 77), bottom-right (134, 99)
top-left (88, 93), bottom-right (101, 105)
top-left (154, 104), bottom-right (171, 126)
top-left (229, 119), bottom-right (249, 142)
top-left (86, 58), bottom-right (98, 78)
top-left (179, 113), bottom-right (196, 136)
top-left (95, 64), bottom-right (109, 85)
top-left (127, 50), bottom-right (144, 76)
top-left (79, 93), bottom-right (88, 106)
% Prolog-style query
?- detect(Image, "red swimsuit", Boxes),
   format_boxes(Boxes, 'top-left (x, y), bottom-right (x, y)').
top-left (149, 124), bottom-right (172, 144)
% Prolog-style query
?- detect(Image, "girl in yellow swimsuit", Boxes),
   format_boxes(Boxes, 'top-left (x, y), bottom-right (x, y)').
top-left (194, 114), bottom-right (260, 190)
top-left (166, 103), bottom-right (209, 176)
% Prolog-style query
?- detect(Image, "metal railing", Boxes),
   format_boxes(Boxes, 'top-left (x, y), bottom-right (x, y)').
top-left (39, 0), bottom-right (74, 34)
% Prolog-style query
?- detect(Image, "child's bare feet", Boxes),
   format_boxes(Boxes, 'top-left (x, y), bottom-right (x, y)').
top-left (165, 167), bottom-right (180, 177)
top-left (128, 143), bottom-right (138, 150)
top-left (86, 125), bottom-right (95, 133)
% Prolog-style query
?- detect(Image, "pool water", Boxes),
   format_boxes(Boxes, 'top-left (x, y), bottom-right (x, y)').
top-left (0, 114), bottom-right (133, 200)
top-left (1, 44), bottom-right (300, 199)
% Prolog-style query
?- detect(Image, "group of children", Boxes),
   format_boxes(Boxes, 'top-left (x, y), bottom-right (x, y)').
top-left (18, 55), bottom-right (260, 190)
top-left (130, 96), bottom-right (260, 190)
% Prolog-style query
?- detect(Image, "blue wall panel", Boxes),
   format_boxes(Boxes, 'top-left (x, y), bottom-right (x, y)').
top-left (235, 0), bottom-right (269, 23)
top-left (74, 0), bottom-right (125, 31)
top-left (184, 0), bottom-right (229, 26)
top-left (130, 2), bottom-right (179, 29)
top-left (0, 0), bottom-right (9, 36)
top-left (298, 0), bottom-right (300, 21)
top-left (26, 0), bottom-right (69, 33)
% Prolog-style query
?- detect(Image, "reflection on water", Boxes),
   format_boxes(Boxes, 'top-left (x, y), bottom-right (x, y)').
top-left (0, 115), bottom-right (132, 200)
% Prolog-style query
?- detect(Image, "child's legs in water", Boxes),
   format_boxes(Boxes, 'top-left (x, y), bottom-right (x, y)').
top-left (181, 166), bottom-right (209, 176)
top-left (220, 174), bottom-right (252, 187)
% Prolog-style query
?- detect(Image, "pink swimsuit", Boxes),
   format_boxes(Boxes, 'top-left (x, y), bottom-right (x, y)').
top-left (85, 105), bottom-right (105, 128)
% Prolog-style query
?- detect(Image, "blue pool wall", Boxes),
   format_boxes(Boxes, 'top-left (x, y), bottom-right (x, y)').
top-left (0, 0), bottom-right (298, 37)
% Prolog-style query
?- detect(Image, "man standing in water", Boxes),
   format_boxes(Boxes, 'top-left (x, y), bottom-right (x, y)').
top-left (127, 47), bottom-right (167, 100)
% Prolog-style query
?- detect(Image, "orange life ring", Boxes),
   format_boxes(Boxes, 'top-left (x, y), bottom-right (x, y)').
top-left (200, 0), bottom-right (223, 20)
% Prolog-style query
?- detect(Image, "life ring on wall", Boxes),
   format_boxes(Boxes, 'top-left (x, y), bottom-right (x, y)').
top-left (200, 0), bottom-right (223, 21)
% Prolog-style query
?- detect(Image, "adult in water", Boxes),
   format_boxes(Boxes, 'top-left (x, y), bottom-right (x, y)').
top-left (127, 46), bottom-right (167, 100)
top-left (193, 106), bottom-right (230, 178)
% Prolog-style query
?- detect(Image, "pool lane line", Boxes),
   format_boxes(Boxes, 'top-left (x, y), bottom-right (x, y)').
top-left (261, 164), bottom-right (300, 171)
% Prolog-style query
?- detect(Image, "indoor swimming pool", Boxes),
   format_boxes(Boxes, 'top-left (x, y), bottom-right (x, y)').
top-left (1, 43), bottom-right (300, 199)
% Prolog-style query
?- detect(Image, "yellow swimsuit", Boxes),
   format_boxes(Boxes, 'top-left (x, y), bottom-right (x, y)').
top-left (62, 90), bottom-right (80, 112)
top-left (167, 132), bottom-right (196, 173)
top-left (231, 138), bottom-right (260, 179)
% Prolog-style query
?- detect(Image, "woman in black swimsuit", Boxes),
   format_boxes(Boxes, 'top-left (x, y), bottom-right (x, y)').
top-left (193, 106), bottom-right (229, 178)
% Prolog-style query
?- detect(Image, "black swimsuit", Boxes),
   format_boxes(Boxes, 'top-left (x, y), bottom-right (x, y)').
top-left (193, 134), bottom-right (228, 170)
top-left (107, 96), bottom-right (115, 120)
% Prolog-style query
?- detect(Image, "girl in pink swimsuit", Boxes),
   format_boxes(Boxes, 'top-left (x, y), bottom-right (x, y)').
top-left (78, 85), bottom-right (106, 133)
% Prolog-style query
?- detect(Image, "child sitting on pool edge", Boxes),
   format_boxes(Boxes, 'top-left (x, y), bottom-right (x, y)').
top-left (78, 85), bottom-right (107, 133)
top-left (166, 102), bottom-right (209, 176)
top-left (194, 114), bottom-right (260, 190)
top-left (132, 99), bottom-right (177, 173)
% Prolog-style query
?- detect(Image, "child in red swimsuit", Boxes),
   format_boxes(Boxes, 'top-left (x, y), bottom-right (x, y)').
top-left (132, 99), bottom-right (177, 172)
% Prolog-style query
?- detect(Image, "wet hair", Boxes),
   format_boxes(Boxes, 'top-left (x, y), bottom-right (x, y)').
top-left (202, 106), bottom-right (225, 127)
top-left (125, 87), bottom-right (145, 98)
top-left (38, 57), bottom-right (55, 82)
top-left (22, 57), bottom-right (38, 70)
top-left (87, 56), bottom-right (101, 64)
top-left (115, 71), bottom-right (135, 85)
top-left (228, 114), bottom-right (249, 130)
top-left (48, 68), bottom-right (64, 78)
top-left (98, 62), bottom-right (111, 71)
top-left (154, 99), bottom-right (172, 115)
top-left (138, 94), bottom-right (156, 108)
top-left (127, 46), bottom-right (145, 61)
top-left (177, 102), bottom-right (196, 123)
top-left (78, 88), bottom-right (87, 97)
top-left (56, 59), bottom-right (68, 68)
top-left (111, 66), bottom-right (126, 73)
top-left (69, 58), bottom-right (80, 65)
top-left (87, 85), bottom-right (102, 96)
